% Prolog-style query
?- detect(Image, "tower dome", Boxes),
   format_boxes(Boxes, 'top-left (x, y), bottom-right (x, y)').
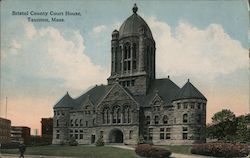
top-left (119, 4), bottom-right (153, 39)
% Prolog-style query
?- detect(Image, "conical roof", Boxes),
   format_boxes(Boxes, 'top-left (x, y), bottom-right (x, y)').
top-left (54, 92), bottom-right (74, 108)
top-left (175, 80), bottom-right (207, 101)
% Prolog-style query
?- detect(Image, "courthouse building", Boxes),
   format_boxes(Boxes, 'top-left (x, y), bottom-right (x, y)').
top-left (53, 4), bottom-right (207, 145)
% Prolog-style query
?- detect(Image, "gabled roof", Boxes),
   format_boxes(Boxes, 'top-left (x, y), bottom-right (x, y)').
top-left (175, 80), bottom-right (207, 101)
top-left (134, 78), bottom-right (180, 107)
top-left (54, 92), bottom-right (74, 108)
top-left (74, 84), bottom-right (112, 108)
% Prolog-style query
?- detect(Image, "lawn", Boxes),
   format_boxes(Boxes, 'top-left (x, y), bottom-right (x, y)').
top-left (1, 145), bottom-right (140, 158)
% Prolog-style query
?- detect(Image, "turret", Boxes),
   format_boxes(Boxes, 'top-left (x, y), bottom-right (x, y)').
top-left (52, 92), bottom-right (74, 144)
top-left (172, 79), bottom-right (207, 144)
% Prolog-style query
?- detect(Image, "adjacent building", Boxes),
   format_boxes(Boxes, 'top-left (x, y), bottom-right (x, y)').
top-left (0, 117), bottom-right (11, 144)
top-left (41, 118), bottom-right (53, 142)
top-left (11, 126), bottom-right (30, 145)
top-left (52, 4), bottom-right (207, 145)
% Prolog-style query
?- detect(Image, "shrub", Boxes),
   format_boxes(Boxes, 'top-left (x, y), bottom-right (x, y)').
top-left (0, 142), bottom-right (20, 149)
top-left (191, 143), bottom-right (249, 157)
top-left (95, 136), bottom-right (104, 146)
top-left (135, 144), bottom-right (171, 158)
top-left (68, 137), bottom-right (78, 146)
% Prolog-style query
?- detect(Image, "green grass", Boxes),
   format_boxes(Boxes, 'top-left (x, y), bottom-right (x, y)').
top-left (1, 145), bottom-right (140, 158)
top-left (1, 144), bottom-right (193, 157)
top-left (156, 145), bottom-right (192, 155)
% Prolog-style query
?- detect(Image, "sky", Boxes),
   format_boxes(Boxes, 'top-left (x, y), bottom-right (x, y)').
top-left (0, 0), bottom-right (249, 135)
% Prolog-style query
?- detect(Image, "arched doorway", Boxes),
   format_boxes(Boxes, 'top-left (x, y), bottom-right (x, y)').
top-left (109, 128), bottom-right (123, 143)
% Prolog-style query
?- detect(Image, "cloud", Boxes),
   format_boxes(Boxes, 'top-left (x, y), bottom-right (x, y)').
top-left (92, 25), bottom-right (107, 33)
top-left (147, 17), bottom-right (248, 79)
top-left (3, 22), bottom-right (108, 92)
top-left (9, 39), bottom-right (22, 55)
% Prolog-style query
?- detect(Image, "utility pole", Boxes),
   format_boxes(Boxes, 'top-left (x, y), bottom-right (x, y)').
top-left (5, 97), bottom-right (7, 118)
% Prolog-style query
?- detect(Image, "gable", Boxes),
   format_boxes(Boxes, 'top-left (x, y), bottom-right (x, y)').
top-left (150, 93), bottom-right (164, 106)
top-left (81, 95), bottom-right (94, 109)
top-left (97, 83), bottom-right (138, 108)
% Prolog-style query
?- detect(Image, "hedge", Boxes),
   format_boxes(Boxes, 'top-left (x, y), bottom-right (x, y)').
top-left (191, 143), bottom-right (249, 157)
top-left (135, 144), bottom-right (171, 158)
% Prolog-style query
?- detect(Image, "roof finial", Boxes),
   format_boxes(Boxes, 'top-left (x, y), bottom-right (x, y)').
top-left (188, 78), bottom-right (190, 82)
top-left (132, 3), bottom-right (138, 14)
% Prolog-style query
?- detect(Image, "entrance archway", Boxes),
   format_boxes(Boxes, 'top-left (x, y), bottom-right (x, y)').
top-left (109, 128), bottom-right (123, 143)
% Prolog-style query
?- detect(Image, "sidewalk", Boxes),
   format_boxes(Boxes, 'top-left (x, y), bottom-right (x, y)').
top-left (0, 153), bottom-right (214, 158)
top-left (0, 154), bottom-right (75, 158)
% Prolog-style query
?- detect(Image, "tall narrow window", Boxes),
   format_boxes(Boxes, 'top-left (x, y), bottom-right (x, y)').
top-left (155, 115), bottom-right (159, 124)
top-left (103, 108), bottom-right (110, 124)
top-left (124, 106), bottom-right (131, 123)
top-left (183, 114), bottom-right (188, 123)
top-left (75, 119), bottom-right (78, 127)
top-left (80, 119), bottom-right (83, 126)
top-left (146, 116), bottom-right (150, 125)
top-left (56, 120), bottom-right (59, 127)
top-left (128, 61), bottom-right (131, 70)
top-left (117, 108), bottom-right (121, 123)
top-left (132, 43), bottom-right (136, 58)
top-left (128, 45), bottom-right (131, 58)
top-left (124, 46), bottom-right (127, 59)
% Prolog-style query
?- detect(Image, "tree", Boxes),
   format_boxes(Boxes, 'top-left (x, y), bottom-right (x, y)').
top-left (212, 109), bottom-right (236, 124)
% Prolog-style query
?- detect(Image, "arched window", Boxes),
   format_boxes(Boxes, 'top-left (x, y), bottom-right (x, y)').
top-left (103, 108), bottom-right (110, 124)
top-left (183, 114), bottom-right (188, 123)
top-left (146, 116), bottom-right (150, 125)
top-left (128, 45), bottom-right (131, 58)
top-left (124, 46), bottom-right (128, 59)
top-left (155, 115), bottom-right (159, 124)
top-left (163, 115), bottom-right (168, 124)
top-left (123, 106), bottom-right (131, 123)
top-left (112, 106), bottom-right (121, 124)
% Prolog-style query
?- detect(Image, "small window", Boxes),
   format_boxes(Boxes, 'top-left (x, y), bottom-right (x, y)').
top-left (154, 116), bottom-right (159, 125)
top-left (80, 134), bottom-right (83, 139)
top-left (146, 116), bottom-right (150, 125)
top-left (183, 114), bottom-right (188, 123)
top-left (56, 134), bottom-right (60, 139)
top-left (75, 134), bottom-right (78, 139)
top-left (197, 103), bottom-right (201, 109)
top-left (184, 103), bottom-right (188, 109)
top-left (86, 121), bottom-right (88, 127)
top-left (177, 103), bottom-right (181, 109)
top-left (160, 133), bottom-right (164, 140)
top-left (190, 103), bottom-right (195, 109)
top-left (183, 127), bottom-right (188, 131)
top-left (163, 115), bottom-right (168, 124)
top-left (131, 80), bottom-right (135, 86)
top-left (166, 133), bottom-right (171, 139)
top-left (182, 133), bottom-right (188, 140)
